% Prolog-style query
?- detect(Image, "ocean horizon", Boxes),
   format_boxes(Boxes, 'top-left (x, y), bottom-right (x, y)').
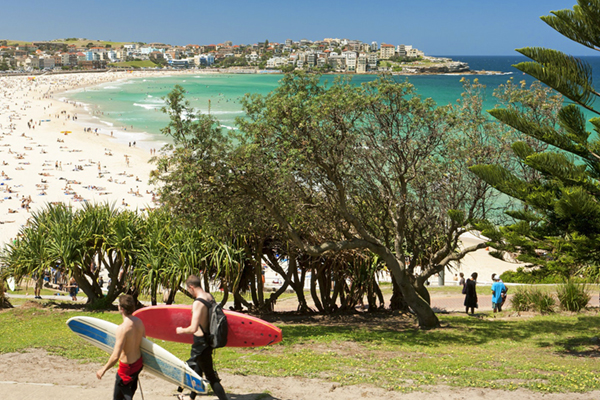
top-left (64, 55), bottom-right (600, 147)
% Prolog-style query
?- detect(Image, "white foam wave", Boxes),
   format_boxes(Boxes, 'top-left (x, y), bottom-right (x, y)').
top-left (133, 103), bottom-right (161, 110)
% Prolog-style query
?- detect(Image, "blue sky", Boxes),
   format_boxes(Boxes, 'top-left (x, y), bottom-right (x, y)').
top-left (1, 0), bottom-right (596, 56)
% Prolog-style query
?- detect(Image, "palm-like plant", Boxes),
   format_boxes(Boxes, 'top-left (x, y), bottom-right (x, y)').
top-left (136, 209), bottom-right (174, 305)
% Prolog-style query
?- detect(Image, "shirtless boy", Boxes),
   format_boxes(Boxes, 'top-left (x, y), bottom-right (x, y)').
top-left (96, 294), bottom-right (146, 400)
top-left (176, 275), bottom-right (228, 400)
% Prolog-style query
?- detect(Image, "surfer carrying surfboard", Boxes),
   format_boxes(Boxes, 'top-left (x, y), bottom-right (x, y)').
top-left (176, 275), bottom-right (229, 400)
top-left (96, 294), bottom-right (146, 400)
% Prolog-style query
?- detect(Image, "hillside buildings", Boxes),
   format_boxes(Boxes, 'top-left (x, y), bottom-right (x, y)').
top-left (0, 37), bottom-right (429, 74)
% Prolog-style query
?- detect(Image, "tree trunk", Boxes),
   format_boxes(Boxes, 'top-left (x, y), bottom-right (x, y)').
top-left (317, 265), bottom-right (333, 313)
top-left (73, 267), bottom-right (101, 305)
top-left (395, 269), bottom-right (439, 328)
top-left (310, 267), bottom-right (324, 312)
top-left (390, 274), bottom-right (409, 312)
top-left (0, 279), bottom-right (13, 309)
top-left (219, 280), bottom-right (229, 308)
top-left (255, 239), bottom-right (265, 305)
top-left (374, 280), bottom-right (385, 308)
top-left (414, 279), bottom-right (431, 305)
top-left (264, 249), bottom-right (311, 312)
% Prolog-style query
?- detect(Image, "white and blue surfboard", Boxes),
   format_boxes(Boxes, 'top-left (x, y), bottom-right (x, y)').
top-left (66, 316), bottom-right (206, 394)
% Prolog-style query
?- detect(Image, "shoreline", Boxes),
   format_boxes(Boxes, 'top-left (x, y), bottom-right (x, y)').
top-left (0, 70), bottom-right (198, 247)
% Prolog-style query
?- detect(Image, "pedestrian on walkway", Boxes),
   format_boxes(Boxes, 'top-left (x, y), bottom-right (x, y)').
top-left (464, 272), bottom-right (478, 315)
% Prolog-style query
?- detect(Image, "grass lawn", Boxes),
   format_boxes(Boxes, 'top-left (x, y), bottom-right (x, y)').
top-left (1, 304), bottom-right (599, 393)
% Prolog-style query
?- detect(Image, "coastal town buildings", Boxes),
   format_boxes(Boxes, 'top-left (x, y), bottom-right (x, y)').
top-left (0, 37), bottom-right (444, 74)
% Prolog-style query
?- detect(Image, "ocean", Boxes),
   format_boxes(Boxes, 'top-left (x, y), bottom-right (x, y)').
top-left (64, 56), bottom-right (600, 147)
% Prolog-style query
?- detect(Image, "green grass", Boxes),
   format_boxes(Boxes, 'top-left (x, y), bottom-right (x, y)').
top-left (108, 61), bottom-right (158, 68)
top-left (1, 306), bottom-right (600, 393)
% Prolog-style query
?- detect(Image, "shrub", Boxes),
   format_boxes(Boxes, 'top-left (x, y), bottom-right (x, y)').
top-left (527, 288), bottom-right (556, 313)
top-left (557, 280), bottom-right (591, 312)
top-left (509, 288), bottom-right (530, 311)
top-left (510, 287), bottom-right (555, 313)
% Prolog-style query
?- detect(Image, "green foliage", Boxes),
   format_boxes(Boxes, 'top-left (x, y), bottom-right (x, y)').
top-left (557, 280), bottom-right (591, 311)
top-left (470, 1), bottom-right (600, 274)
top-left (510, 287), bottom-right (556, 313)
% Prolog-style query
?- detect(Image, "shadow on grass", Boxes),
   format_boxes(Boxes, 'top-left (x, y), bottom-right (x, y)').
top-left (274, 311), bottom-right (600, 354)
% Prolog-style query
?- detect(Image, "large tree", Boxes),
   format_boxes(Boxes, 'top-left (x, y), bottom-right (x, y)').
top-left (470, 0), bottom-right (600, 277)
top-left (153, 75), bottom-right (506, 328)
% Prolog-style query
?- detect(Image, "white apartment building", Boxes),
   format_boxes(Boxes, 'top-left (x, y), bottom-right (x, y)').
top-left (266, 56), bottom-right (287, 69)
top-left (379, 43), bottom-right (396, 59)
top-left (368, 53), bottom-right (378, 70)
top-left (343, 51), bottom-right (357, 72)
top-left (245, 52), bottom-right (259, 63)
top-left (356, 53), bottom-right (368, 73)
top-left (397, 44), bottom-right (412, 57)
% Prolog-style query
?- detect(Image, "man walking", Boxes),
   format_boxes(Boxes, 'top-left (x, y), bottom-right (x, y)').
top-left (96, 295), bottom-right (145, 400)
top-left (176, 275), bottom-right (228, 400)
top-left (491, 274), bottom-right (507, 313)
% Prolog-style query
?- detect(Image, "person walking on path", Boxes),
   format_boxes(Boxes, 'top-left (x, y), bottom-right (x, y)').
top-left (96, 295), bottom-right (146, 400)
top-left (176, 275), bottom-right (228, 400)
top-left (464, 272), bottom-right (478, 315)
top-left (491, 274), bottom-right (508, 313)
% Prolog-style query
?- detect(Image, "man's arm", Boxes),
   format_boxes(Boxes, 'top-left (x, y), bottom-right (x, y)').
top-left (96, 325), bottom-right (125, 379)
top-left (176, 301), bottom-right (203, 335)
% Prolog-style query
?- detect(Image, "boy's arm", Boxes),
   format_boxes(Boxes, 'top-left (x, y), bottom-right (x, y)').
top-left (96, 325), bottom-right (125, 379)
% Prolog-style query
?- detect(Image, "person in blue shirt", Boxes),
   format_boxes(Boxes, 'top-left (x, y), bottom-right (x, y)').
top-left (491, 274), bottom-right (507, 312)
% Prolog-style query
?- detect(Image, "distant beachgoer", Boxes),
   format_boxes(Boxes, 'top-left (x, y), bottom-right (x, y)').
top-left (96, 295), bottom-right (145, 400)
top-left (68, 277), bottom-right (78, 301)
top-left (464, 272), bottom-right (478, 315)
top-left (491, 274), bottom-right (507, 313)
top-left (458, 272), bottom-right (465, 287)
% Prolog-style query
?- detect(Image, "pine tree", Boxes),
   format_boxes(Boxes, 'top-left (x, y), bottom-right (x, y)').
top-left (470, 0), bottom-right (600, 276)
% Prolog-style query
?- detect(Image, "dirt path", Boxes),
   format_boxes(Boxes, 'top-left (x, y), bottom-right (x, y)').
top-left (1, 349), bottom-right (597, 400)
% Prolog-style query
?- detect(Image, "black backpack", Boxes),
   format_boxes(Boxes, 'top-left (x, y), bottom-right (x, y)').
top-left (195, 297), bottom-right (228, 348)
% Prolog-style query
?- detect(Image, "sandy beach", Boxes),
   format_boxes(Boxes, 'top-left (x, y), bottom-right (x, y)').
top-left (0, 70), bottom-right (202, 248)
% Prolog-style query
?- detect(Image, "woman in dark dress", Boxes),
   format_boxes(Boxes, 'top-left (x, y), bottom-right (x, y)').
top-left (464, 272), bottom-right (478, 314)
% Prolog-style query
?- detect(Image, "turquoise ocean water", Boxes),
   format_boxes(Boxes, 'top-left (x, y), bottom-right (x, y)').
top-left (64, 56), bottom-right (600, 146)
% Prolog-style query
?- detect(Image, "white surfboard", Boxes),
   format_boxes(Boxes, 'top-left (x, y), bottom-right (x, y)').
top-left (66, 316), bottom-right (207, 394)
top-left (6, 277), bottom-right (15, 292)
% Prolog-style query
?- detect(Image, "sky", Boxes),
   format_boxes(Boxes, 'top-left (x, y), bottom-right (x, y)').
top-left (1, 0), bottom-right (597, 56)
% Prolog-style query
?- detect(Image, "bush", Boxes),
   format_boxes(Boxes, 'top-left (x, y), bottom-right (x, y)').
top-left (527, 288), bottom-right (556, 313)
top-left (510, 288), bottom-right (530, 311)
top-left (557, 280), bottom-right (591, 312)
top-left (510, 287), bottom-right (555, 313)
top-left (500, 268), bottom-right (593, 284)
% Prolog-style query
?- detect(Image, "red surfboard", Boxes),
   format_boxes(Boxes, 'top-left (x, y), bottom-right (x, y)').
top-left (133, 305), bottom-right (282, 347)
